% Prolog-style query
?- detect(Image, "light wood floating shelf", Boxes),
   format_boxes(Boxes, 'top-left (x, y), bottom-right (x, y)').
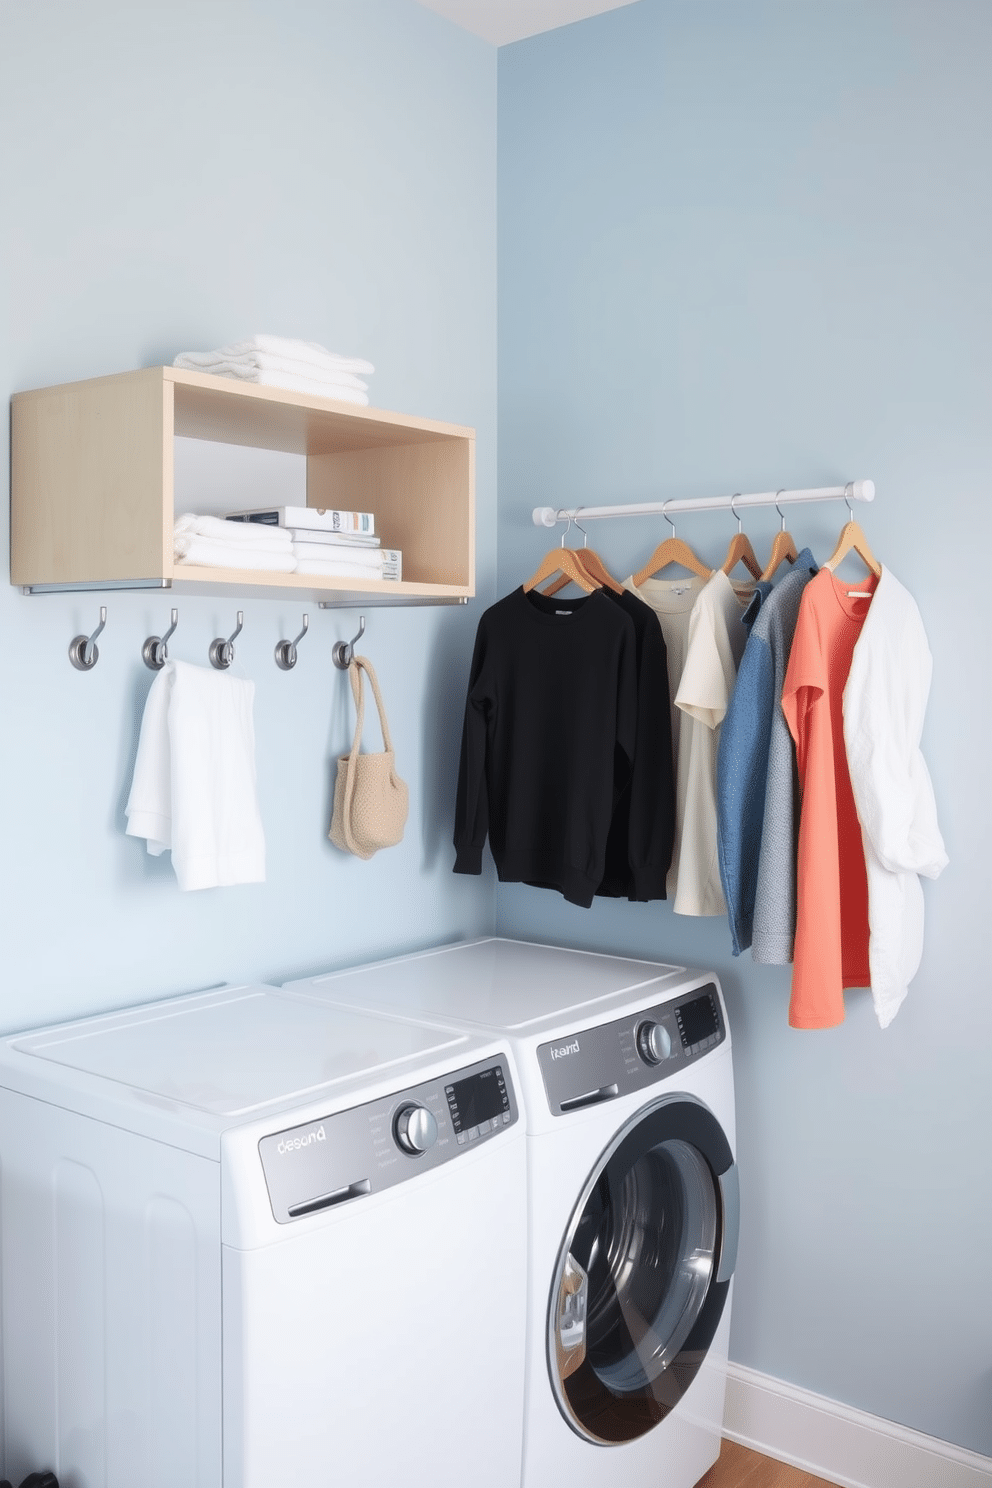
top-left (11, 366), bottom-right (476, 603)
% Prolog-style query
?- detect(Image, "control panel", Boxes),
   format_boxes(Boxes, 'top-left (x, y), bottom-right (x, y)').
top-left (537, 983), bottom-right (724, 1116)
top-left (259, 1054), bottom-right (518, 1223)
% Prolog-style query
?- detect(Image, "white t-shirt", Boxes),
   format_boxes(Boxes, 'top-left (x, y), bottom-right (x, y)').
top-left (624, 573), bottom-right (706, 899)
top-left (672, 570), bottom-right (753, 916)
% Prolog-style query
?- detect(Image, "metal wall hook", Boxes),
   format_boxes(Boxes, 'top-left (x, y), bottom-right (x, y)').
top-left (69, 607), bottom-right (107, 671)
top-left (275, 613), bottom-right (309, 671)
top-left (142, 609), bottom-right (179, 670)
top-left (209, 611), bottom-right (244, 670)
top-left (332, 615), bottom-right (366, 670)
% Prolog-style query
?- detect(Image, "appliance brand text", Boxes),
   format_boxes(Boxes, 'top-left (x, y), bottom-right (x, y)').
top-left (277, 1125), bottom-right (326, 1155)
top-left (550, 1039), bottom-right (581, 1060)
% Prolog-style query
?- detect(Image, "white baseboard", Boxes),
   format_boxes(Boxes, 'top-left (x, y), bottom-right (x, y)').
top-left (723, 1362), bottom-right (992, 1487)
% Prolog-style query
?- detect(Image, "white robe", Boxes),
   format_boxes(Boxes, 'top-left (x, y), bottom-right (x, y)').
top-left (842, 568), bottom-right (948, 1027)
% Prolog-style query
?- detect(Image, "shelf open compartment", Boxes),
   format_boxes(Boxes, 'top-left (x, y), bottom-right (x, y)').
top-left (11, 366), bottom-right (475, 602)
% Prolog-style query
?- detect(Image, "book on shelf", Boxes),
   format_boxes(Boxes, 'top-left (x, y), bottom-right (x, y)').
top-left (225, 505), bottom-right (375, 534)
top-left (284, 527), bottom-right (380, 549)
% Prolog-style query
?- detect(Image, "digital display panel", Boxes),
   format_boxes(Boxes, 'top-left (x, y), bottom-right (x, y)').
top-left (678, 994), bottom-right (719, 1048)
top-left (447, 1066), bottom-right (507, 1132)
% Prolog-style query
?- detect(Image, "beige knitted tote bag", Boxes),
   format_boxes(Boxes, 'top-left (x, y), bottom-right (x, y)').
top-left (329, 654), bottom-right (409, 859)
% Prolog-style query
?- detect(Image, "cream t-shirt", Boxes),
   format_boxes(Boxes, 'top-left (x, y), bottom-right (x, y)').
top-left (624, 573), bottom-right (706, 900)
top-left (672, 570), bottom-right (753, 916)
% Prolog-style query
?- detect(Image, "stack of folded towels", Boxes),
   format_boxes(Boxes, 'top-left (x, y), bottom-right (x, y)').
top-left (174, 513), bottom-right (295, 572)
top-left (173, 334), bottom-right (374, 405)
top-left (291, 539), bottom-right (397, 581)
top-left (174, 514), bottom-right (400, 579)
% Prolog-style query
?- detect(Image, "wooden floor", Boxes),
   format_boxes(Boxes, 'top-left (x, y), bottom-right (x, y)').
top-left (697, 1438), bottom-right (838, 1487)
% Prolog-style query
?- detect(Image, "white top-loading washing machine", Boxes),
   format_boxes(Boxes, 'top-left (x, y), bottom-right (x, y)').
top-left (0, 982), bottom-right (528, 1488)
top-left (285, 937), bottom-right (740, 1488)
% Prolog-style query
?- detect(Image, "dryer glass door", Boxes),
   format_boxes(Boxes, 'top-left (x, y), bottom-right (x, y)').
top-left (548, 1094), bottom-right (737, 1445)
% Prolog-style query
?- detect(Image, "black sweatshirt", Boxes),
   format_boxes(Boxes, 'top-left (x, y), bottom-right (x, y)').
top-left (453, 586), bottom-right (638, 908)
top-left (596, 586), bottom-right (675, 900)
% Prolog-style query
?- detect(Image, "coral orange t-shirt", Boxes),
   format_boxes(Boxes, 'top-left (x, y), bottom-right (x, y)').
top-left (781, 568), bottom-right (877, 1027)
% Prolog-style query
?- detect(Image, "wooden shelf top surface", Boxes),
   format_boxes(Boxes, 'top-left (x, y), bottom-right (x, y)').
top-left (13, 366), bottom-right (476, 457)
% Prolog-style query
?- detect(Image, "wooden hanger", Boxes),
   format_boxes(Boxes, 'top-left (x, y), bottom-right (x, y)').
top-left (631, 504), bottom-right (712, 586)
top-left (523, 543), bottom-right (600, 595)
top-left (823, 511), bottom-right (882, 579)
top-left (721, 495), bottom-right (762, 580)
top-left (760, 499), bottom-right (799, 583)
top-left (543, 521), bottom-right (624, 596)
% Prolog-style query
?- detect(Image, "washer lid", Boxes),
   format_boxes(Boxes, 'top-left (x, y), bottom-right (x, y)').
top-left (288, 938), bottom-right (686, 1031)
top-left (10, 986), bottom-right (467, 1115)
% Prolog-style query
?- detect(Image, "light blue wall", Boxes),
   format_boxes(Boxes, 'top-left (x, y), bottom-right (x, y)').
top-left (0, 0), bottom-right (497, 1030)
top-left (498, 0), bottom-right (992, 1457)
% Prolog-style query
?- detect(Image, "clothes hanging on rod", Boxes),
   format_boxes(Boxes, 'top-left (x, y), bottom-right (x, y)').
top-left (782, 567), bottom-right (879, 1028)
top-left (453, 586), bottom-right (641, 908)
top-left (490, 484), bottom-right (945, 1029)
top-left (596, 588), bottom-right (675, 900)
top-left (625, 567), bottom-right (756, 913)
top-left (622, 573), bottom-right (706, 899)
top-left (717, 547), bottom-right (819, 960)
top-left (841, 570), bottom-right (948, 1028)
top-left (669, 570), bottom-right (756, 915)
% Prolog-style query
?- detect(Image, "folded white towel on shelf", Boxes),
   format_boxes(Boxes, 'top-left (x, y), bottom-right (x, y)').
top-left (294, 558), bottom-right (393, 578)
top-left (174, 337), bottom-right (374, 405)
top-left (175, 513), bottom-right (294, 548)
top-left (291, 540), bottom-right (383, 568)
top-left (174, 534), bottom-right (296, 571)
top-left (175, 335), bottom-right (374, 378)
top-left (176, 353), bottom-right (369, 393)
top-left (174, 361), bottom-right (369, 404)
top-left (125, 660), bottom-right (265, 891)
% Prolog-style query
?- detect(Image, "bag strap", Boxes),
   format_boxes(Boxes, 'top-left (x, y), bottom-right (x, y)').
top-left (350, 654), bottom-right (395, 753)
top-left (340, 654), bottom-right (395, 858)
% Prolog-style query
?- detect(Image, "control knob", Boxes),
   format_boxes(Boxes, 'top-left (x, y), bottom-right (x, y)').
top-left (394, 1103), bottom-right (438, 1156)
top-left (636, 1020), bottom-right (672, 1066)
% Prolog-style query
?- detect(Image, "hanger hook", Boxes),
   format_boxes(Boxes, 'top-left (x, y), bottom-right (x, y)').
top-left (775, 490), bottom-right (787, 532)
top-left (730, 493), bottom-right (743, 534)
top-left (142, 608), bottom-right (179, 671)
top-left (68, 606), bottom-right (107, 671)
top-left (572, 516), bottom-right (589, 549)
top-left (663, 500), bottom-right (676, 539)
top-left (275, 613), bottom-right (310, 671)
top-left (209, 611), bottom-right (243, 670)
top-left (332, 614), bottom-right (366, 670)
top-left (558, 511), bottom-right (573, 549)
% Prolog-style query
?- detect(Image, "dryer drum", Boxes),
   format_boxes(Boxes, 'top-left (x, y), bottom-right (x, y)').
top-left (548, 1094), bottom-right (737, 1446)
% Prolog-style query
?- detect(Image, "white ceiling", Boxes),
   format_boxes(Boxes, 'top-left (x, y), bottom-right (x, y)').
top-left (413, 0), bottom-right (640, 47)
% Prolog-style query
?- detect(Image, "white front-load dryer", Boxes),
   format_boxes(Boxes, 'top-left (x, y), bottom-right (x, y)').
top-left (285, 937), bottom-right (740, 1488)
top-left (0, 981), bottom-right (528, 1488)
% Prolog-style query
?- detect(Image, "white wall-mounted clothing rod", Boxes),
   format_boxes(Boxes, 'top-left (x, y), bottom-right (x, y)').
top-left (532, 478), bottom-right (875, 528)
